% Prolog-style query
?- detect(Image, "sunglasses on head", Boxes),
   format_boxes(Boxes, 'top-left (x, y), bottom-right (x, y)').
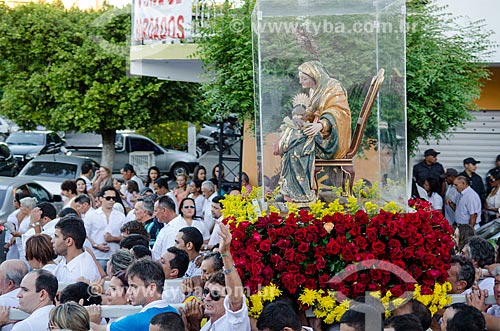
top-left (203, 288), bottom-right (224, 301)
top-left (103, 196), bottom-right (116, 201)
top-left (183, 205), bottom-right (196, 209)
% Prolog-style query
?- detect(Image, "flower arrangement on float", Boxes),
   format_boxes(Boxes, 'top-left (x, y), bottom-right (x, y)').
top-left (222, 182), bottom-right (454, 324)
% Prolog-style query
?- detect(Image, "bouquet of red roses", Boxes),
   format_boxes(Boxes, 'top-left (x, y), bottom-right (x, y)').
top-left (228, 199), bottom-right (454, 300)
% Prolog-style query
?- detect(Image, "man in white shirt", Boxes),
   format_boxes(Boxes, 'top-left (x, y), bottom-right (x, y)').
top-left (175, 227), bottom-right (203, 279)
top-left (80, 162), bottom-right (94, 191)
top-left (0, 260), bottom-right (28, 331)
top-left (152, 196), bottom-right (187, 260)
top-left (201, 181), bottom-right (217, 234)
top-left (181, 222), bottom-right (250, 331)
top-left (52, 215), bottom-right (101, 283)
top-left (74, 194), bottom-right (94, 220)
top-left (208, 196), bottom-right (224, 250)
top-left (121, 163), bottom-right (145, 191)
top-left (84, 186), bottom-right (126, 269)
top-left (21, 202), bottom-right (57, 253)
top-left (159, 246), bottom-right (189, 303)
top-left (0, 269), bottom-right (57, 331)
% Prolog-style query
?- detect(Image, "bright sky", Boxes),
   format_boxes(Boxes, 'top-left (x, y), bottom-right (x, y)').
top-left (434, 0), bottom-right (500, 63)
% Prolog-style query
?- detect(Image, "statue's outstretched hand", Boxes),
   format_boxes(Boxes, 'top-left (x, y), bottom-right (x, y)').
top-left (304, 118), bottom-right (322, 136)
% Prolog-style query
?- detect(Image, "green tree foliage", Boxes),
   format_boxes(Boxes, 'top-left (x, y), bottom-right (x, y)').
top-left (195, 0), bottom-right (255, 121)
top-left (196, 0), bottom-right (492, 153)
top-left (0, 3), bottom-right (201, 167)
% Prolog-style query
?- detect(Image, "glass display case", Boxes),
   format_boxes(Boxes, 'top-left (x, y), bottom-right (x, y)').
top-left (253, 0), bottom-right (407, 207)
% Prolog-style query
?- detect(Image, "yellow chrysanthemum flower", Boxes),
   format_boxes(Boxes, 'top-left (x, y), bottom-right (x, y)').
top-left (364, 201), bottom-right (379, 215)
top-left (309, 200), bottom-right (326, 218)
top-left (326, 199), bottom-right (345, 214)
top-left (298, 288), bottom-right (319, 306)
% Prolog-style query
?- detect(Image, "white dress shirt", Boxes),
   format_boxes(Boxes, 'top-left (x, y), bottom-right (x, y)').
top-left (200, 295), bottom-right (250, 331)
top-left (152, 216), bottom-right (188, 260)
top-left (53, 251), bottom-right (100, 283)
top-left (0, 288), bottom-right (20, 331)
top-left (0, 288), bottom-right (19, 307)
top-left (208, 216), bottom-right (224, 247)
top-left (84, 207), bottom-right (127, 259)
top-left (203, 192), bottom-right (217, 234)
top-left (11, 304), bottom-right (54, 331)
top-left (16, 216), bottom-right (31, 263)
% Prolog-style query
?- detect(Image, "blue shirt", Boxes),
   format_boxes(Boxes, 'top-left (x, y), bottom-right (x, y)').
top-left (455, 186), bottom-right (482, 225)
top-left (110, 301), bottom-right (177, 331)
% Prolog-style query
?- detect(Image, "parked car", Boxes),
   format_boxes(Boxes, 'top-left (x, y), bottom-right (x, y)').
top-left (0, 177), bottom-right (62, 262)
top-left (5, 131), bottom-right (66, 168)
top-left (16, 155), bottom-right (99, 195)
top-left (0, 142), bottom-right (18, 177)
top-left (67, 133), bottom-right (198, 178)
top-left (0, 177), bottom-right (63, 223)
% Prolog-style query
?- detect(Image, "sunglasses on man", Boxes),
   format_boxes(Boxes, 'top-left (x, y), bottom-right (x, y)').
top-left (203, 288), bottom-right (225, 301)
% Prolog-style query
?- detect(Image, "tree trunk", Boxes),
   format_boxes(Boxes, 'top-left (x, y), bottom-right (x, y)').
top-left (101, 129), bottom-right (116, 170)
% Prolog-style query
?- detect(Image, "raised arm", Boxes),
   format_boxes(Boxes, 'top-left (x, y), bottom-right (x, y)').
top-left (217, 221), bottom-right (243, 312)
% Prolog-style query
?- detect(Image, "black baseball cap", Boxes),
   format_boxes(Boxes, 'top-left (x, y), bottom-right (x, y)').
top-left (463, 157), bottom-right (480, 165)
top-left (424, 149), bottom-right (440, 157)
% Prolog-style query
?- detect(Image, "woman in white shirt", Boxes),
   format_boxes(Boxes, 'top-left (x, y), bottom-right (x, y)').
top-left (423, 177), bottom-right (443, 211)
top-left (485, 172), bottom-right (500, 222)
top-left (9, 196), bottom-right (37, 262)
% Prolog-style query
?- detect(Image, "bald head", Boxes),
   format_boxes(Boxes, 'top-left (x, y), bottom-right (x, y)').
top-left (0, 260), bottom-right (29, 294)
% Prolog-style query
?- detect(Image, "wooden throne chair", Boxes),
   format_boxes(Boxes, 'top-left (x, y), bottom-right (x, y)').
top-left (315, 68), bottom-right (385, 195)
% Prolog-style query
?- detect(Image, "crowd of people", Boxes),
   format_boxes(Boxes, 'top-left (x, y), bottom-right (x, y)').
top-left (0, 161), bottom-right (255, 331)
top-left (412, 149), bottom-right (500, 229)
top-left (2, 154), bottom-right (500, 331)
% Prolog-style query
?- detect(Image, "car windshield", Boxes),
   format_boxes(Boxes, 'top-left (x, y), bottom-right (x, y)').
top-left (22, 161), bottom-right (77, 179)
top-left (6, 133), bottom-right (44, 145)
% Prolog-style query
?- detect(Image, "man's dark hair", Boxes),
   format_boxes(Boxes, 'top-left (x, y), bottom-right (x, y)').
top-left (81, 162), bottom-right (93, 175)
top-left (100, 185), bottom-right (119, 198)
top-left (74, 194), bottom-right (91, 206)
top-left (467, 236), bottom-right (495, 267)
top-left (33, 269), bottom-right (58, 302)
top-left (59, 282), bottom-right (102, 306)
top-left (120, 221), bottom-right (149, 239)
top-left (37, 202), bottom-right (57, 220)
top-left (212, 195), bottom-right (224, 209)
top-left (157, 195), bottom-right (176, 212)
top-left (55, 215), bottom-right (86, 249)
top-left (203, 252), bottom-right (223, 272)
top-left (126, 258), bottom-right (165, 294)
top-left (166, 246), bottom-right (189, 278)
top-left (446, 303), bottom-right (485, 331)
top-left (339, 304), bottom-right (384, 331)
top-left (123, 163), bottom-right (136, 174)
top-left (119, 234), bottom-right (149, 250)
top-left (150, 312), bottom-right (184, 331)
top-left (131, 245), bottom-right (152, 259)
top-left (385, 314), bottom-right (423, 331)
top-left (61, 180), bottom-right (77, 194)
top-left (402, 299), bottom-right (431, 331)
top-left (154, 177), bottom-right (170, 190)
top-left (256, 301), bottom-right (302, 331)
top-left (451, 255), bottom-right (475, 290)
top-left (178, 227), bottom-right (203, 253)
top-left (58, 207), bottom-right (78, 218)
